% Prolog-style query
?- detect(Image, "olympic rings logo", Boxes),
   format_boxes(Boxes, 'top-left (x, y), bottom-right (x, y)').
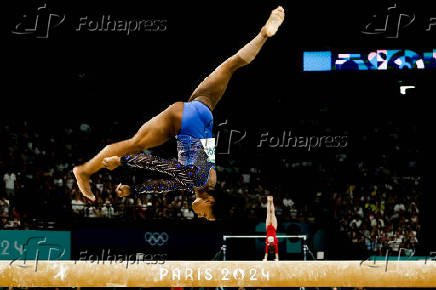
top-left (144, 232), bottom-right (169, 246)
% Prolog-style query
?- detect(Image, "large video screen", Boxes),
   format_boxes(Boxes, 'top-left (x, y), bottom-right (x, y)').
top-left (303, 49), bottom-right (436, 71)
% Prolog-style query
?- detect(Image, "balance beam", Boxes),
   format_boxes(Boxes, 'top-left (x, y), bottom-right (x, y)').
top-left (1, 260), bottom-right (435, 287)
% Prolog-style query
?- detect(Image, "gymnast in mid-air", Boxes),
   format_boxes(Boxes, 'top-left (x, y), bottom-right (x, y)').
top-left (73, 6), bottom-right (285, 221)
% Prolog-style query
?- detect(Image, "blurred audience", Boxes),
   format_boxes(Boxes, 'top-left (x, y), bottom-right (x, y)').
top-left (0, 119), bottom-right (421, 258)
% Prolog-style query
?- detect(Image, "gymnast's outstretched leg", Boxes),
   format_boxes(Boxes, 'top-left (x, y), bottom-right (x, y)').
top-left (266, 196), bottom-right (278, 229)
top-left (73, 102), bottom-right (184, 201)
top-left (189, 6), bottom-right (285, 111)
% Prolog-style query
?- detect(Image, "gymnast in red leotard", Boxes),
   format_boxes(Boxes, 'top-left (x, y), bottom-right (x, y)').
top-left (263, 195), bottom-right (279, 261)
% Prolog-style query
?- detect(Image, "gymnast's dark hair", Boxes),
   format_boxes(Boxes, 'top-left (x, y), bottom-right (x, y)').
top-left (210, 187), bottom-right (229, 221)
top-left (267, 244), bottom-right (275, 255)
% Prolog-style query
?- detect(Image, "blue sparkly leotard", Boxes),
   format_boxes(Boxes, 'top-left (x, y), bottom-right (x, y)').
top-left (120, 101), bottom-right (215, 194)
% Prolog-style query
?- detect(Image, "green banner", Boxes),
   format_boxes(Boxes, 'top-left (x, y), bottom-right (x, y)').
top-left (0, 230), bottom-right (70, 261)
top-left (370, 255), bottom-right (427, 261)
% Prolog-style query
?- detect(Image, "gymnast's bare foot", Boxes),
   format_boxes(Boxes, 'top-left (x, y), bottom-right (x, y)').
top-left (267, 195), bottom-right (273, 202)
top-left (73, 165), bottom-right (96, 202)
top-left (261, 6), bottom-right (285, 38)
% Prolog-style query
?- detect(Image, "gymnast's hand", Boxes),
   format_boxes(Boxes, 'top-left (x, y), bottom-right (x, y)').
top-left (103, 156), bottom-right (121, 170)
top-left (116, 183), bottom-right (131, 197)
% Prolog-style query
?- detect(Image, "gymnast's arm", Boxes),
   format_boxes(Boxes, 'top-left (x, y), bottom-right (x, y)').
top-left (263, 245), bottom-right (268, 261)
top-left (275, 244), bottom-right (279, 261)
top-left (103, 153), bottom-right (154, 170)
top-left (120, 153), bottom-right (153, 169)
top-left (115, 183), bottom-right (132, 197)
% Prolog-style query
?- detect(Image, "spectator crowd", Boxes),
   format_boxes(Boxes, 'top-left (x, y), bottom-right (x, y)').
top-left (332, 178), bottom-right (421, 256)
top-left (1, 119), bottom-right (422, 257)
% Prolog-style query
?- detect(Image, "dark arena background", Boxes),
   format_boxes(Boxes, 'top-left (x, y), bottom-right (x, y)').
top-left (1, 0), bottom-right (435, 289)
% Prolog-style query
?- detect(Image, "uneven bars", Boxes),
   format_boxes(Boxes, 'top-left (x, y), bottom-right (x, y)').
top-left (222, 235), bottom-right (307, 261)
top-left (223, 235), bottom-right (306, 240)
